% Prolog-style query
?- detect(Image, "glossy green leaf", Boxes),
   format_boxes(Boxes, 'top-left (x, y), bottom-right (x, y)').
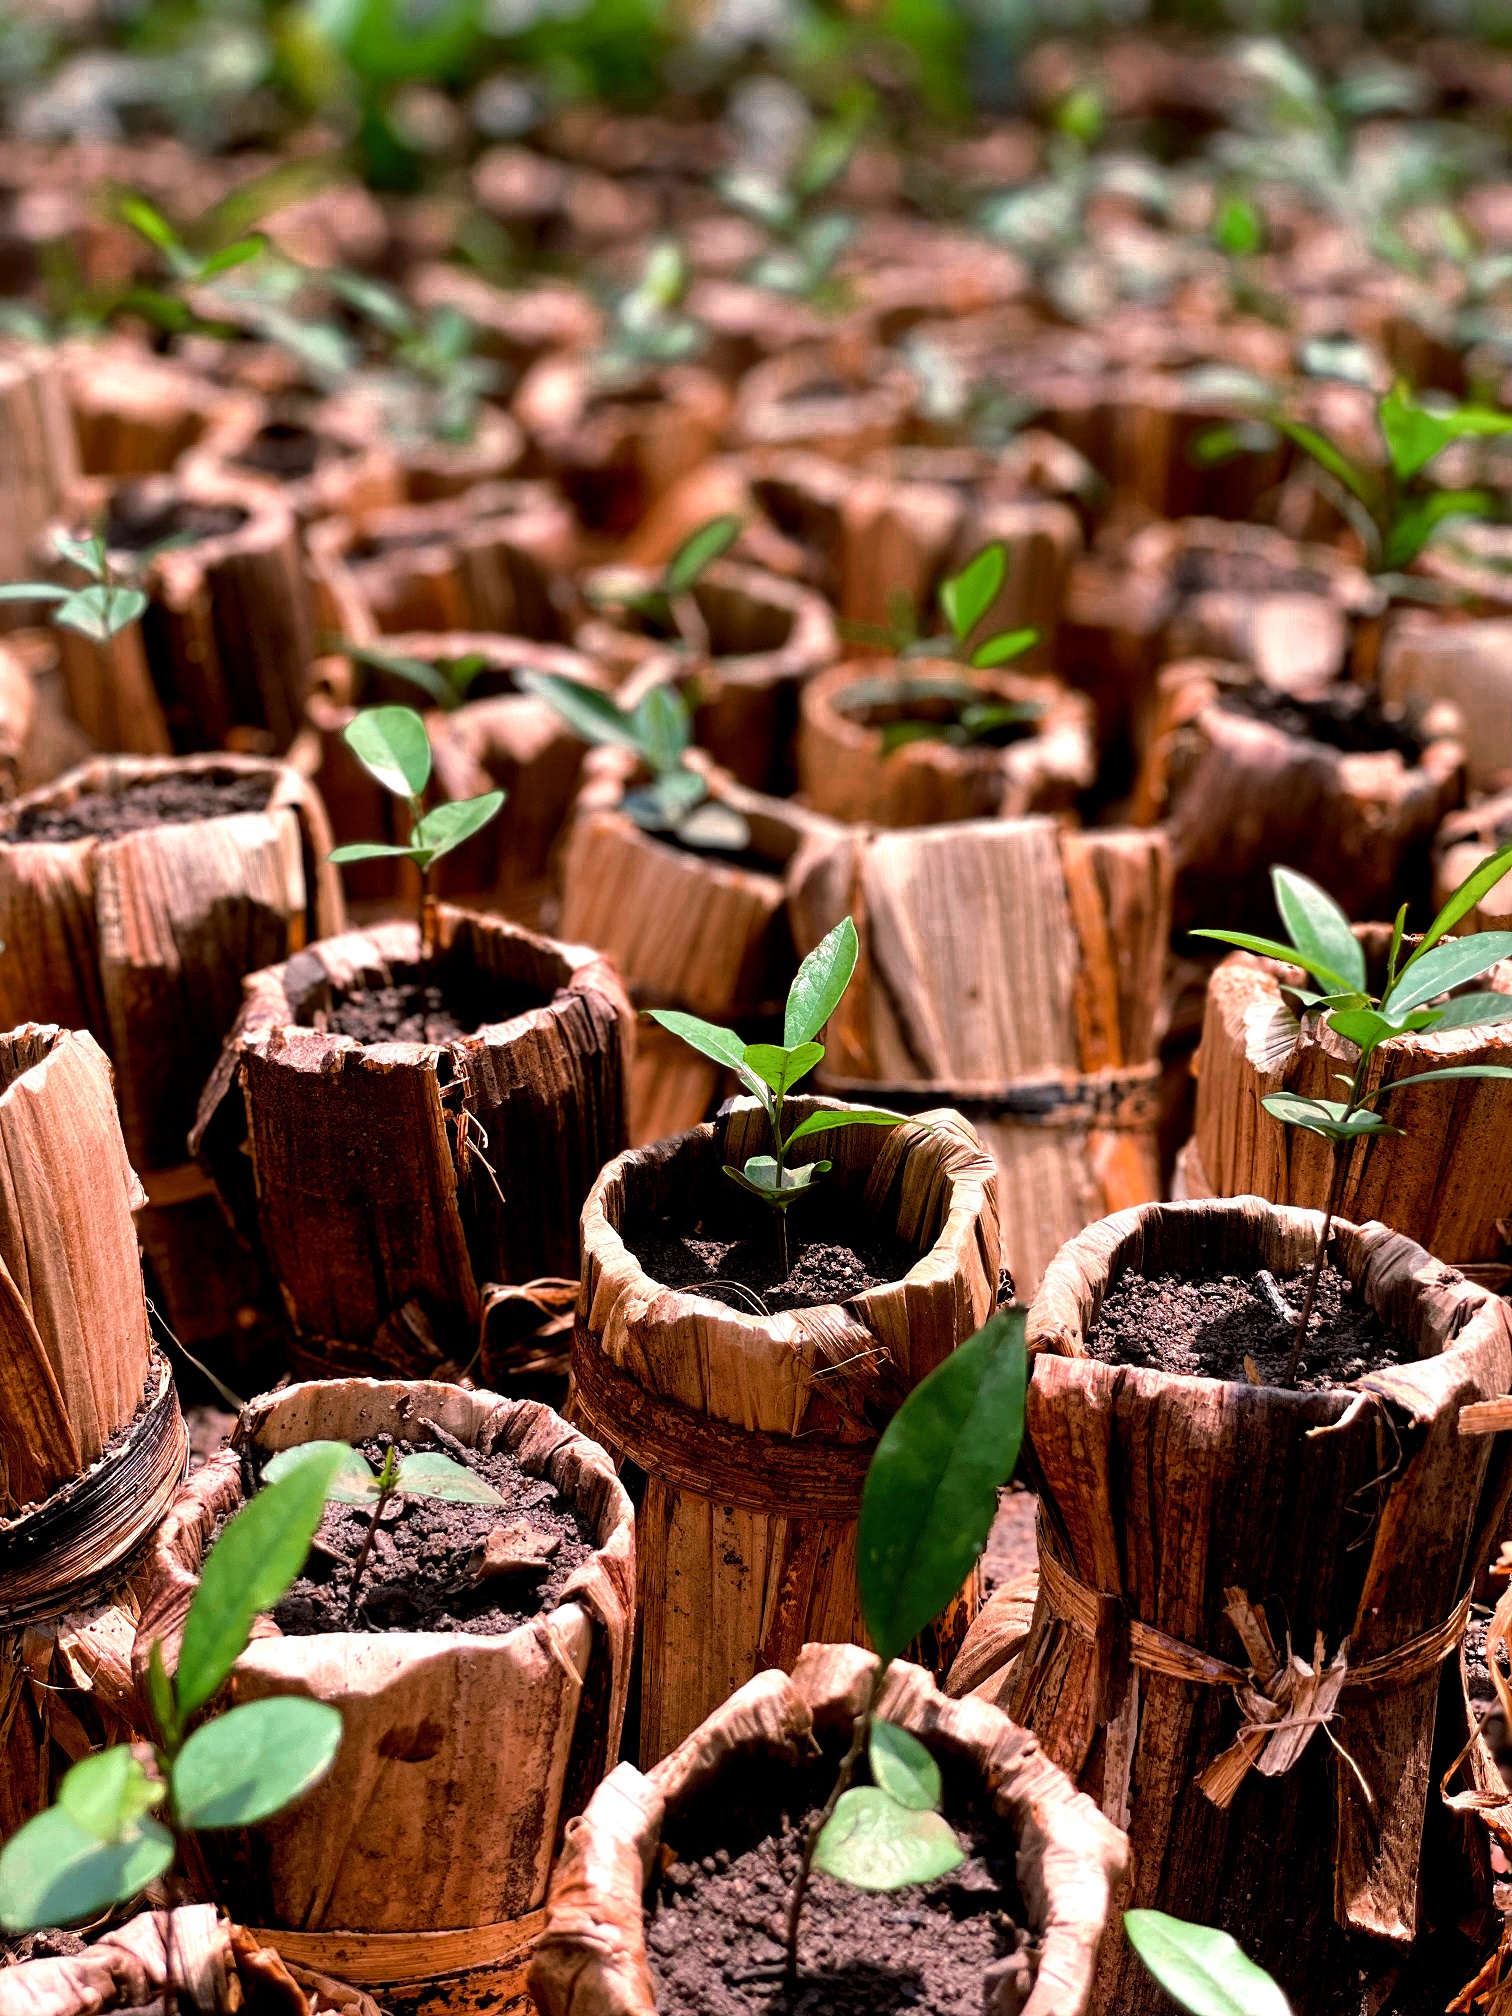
top-left (633, 684), bottom-right (691, 775)
top-left (396, 1451), bottom-right (504, 1504)
top-left (1189, 929), bottom-right (1353, 992)
top-left (410, 792), bottom-right (506, 866)
top-left (785, 917), bottom-right (860, 1048)
top-left (198, 235), bottom-right (267, 281)
top-left (526, 670), bottom-right (640, 753)
top-left (263, 1440), bottom-right (377, 1505)
top-left (740, 1042), bottom-right (824, 1097)
top-left (1379, 386), bottom-right (1512, 482)
top-left (814, 1787), bottom-right (964, 1891)
top-left (1124, 1910), bottom-right (1291, 2016)
top-left (51, 531), bottom-right (105, 579)
top-left (1382, 932), bottom-right (1512, 1014)
top-left (1326, 1008), bottom-right (1433, 1055)
top-left (171, 1698), bottom-right (342, 1831)
top-left (644, 1009), bottom-right (751, 1079)
top-left (857, 1309), bottom-right (1027, 1666)
top-left (118, 193), bottom-right (182, 258)
top-left (1394, 842), bottom-right (1512, 975)
top-left (939, 544), bottom-right (1005, 644)
top-left (1213, 194), bottom-right (1263, 256)
top-left (664, 514), bottom-right (742, 594)
top-left (0, 1806), bottom-right (174, 1933)
top-left (1386, 903), bottom-right (1408, 989)
top-left (343, 707), bottom-right (432, 800)
top-left (1366, 1065), bottom-right (1512, 1101)
top-left (1273, 418), bottom-right (1378, 512)
top-left (175, 1442), bottom-right (353, 1722)
top-left (328, 842), bottom-right (414, 864)
top-left (869, 1721), bottom-right (941, 1812)
top-left (146, 1640), bottom-right (177, 1749)
top-left (0, 582), bottom-right (69, 603)
top-left (785, 1107), bottom-right (907, 1147)
top-left (55, 584), bottom-right (147, 640)
top-left (1270, 869), bottom-right (1365, 992)
top-left (1421, 992), bottom-right (1512, 1031)
top-left (1261, 1093), bottom-right (1398, 1140)
top-left (970, 627), bottom-right (1038, 668)
top-left (59, 1748), bottom-right (164, 1842)
top-left (1382, 488), bottom-right (1495, 570)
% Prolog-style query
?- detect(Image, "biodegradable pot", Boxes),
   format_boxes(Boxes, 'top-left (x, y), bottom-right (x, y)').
top-left (1177, 933), bottom-right (1512, 1285)
top-left (306, 482), bottom-right (576, 646)
top-left (193, 908), bottom-right (632, 1379)
top-left (0, 345), bottom-right (79, 590)
top-left (0, 631), bottom-right (91, 801)
top-left (313, 389), bottom-right (525, 504)
top-left (46, 472), bottom-right (316, 755)
top-left (531, 1645), bottom-right (1130, 2016)
top-left (797, 659), bottom-right (1095, 828)
top-left (790, 815), bottom-right (1171, 1297)
top-left (59, 339), bottom-right (250, 477)
top-left (1134, 659), bottom-right (1466, 932)
top-left (1380, 612), bottom-right (1512, 796)
top-left (574, 1096), bottom-right (1001, 1763)
top-left (730, 348), bottom-right (916, 464)
top-left (1003, 1199), bottom-right (1512, 2011)
top-left (1434, 790), bottom-right (1512, 933)
top-left (557, 752), bottom-right (845, 1143)
top-left (133, 1378), bottom-right (635, 2016)
top-left (180, 397), bottom-right (404, 525)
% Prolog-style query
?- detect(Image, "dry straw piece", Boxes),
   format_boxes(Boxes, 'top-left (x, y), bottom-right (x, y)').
top-left (132, 1378), bottom-right (635, 2016)
top-left (530, 1643), bottom-right (1129, 2016)
top-left (573, 1095), bottom-right (1000, 1764)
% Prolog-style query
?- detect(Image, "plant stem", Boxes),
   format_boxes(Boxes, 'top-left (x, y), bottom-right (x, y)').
top-left (773, 1088), bottom-right (789, 1280)
top-left (161, 1864), bottom-right (178, 2016)
top-left (1284, 1143), bottom-right (1348, 1387)
top-left (783, 1660), bottom-right (886, 1985)
top-left (346, 1446), bottom-right (397, 1624)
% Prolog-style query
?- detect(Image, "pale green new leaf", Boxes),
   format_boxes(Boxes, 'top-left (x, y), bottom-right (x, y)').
top-left (1379, 386), bottom-right (1512, 482)
top-left (1421, 992), bottom-right (1512, 1031)
top-left (171, 1698), bottom-right (342, 1831)
top-left (970, 626), bottom-right (1038, 668)
top-left (343, 707), bottom-right (432, 799)
top-left (55, 584), bottom-right (147, 640)
top-left (1270, 868), bottom-right (1365, 992)
top-left (328, 842), bottom-right (414, 863)
top-left (785, 1107), bottom-right (907, 1147)
top-left (785, 916), bottom-right (860, 1047)
top-left (1325, 1008), bottom-right (1431, 1056)
top-left (409, 792), bottom-right (506, 866)
top-left (869, 1721), bottom-right (941, 1813)
top-left (0, 1806), bottom-right (173, 1933)
top-left (1382, 488), bottom-right (1495, 570)
top-left (675, 799), bottom-right (751, 851)
top-left (814, 1788), bottom-right (963, 1890)
top-left (664, 514), bottom-right (742, 594)
top-left (516, 670), bottom-right (642, 752)
top-left (1124, 1909), bottom-right (1291, 2016)
top-left (633, 684), bottom-right (691, 774)
top-left (741, 1041), bottom-right (824, 1097)
top-left (1274, 417), bottom-right (1379, 511)
top-left (263, 1440), bottom-right (377, 1505)
top-left (59, 1749), bottom-right (164, 1842)
top-left (939, 543), bottom-right (1005, 643)
top-left (396, 1451), bottom-right (504, 1504)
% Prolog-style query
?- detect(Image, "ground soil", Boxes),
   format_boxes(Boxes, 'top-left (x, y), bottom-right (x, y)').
top-left (1084, 1265), bottom-right (1413, 1389)
top-left (104, 489), bottom-right (247, 552)
top-left (312, 963), bottom-right (550, 1044)
top-left (1172, 547), bottom-right (1332, 597)
top-left (234, 419), bottom-right (327, 479)
top-left (0, 1930), bottom-right (87, 1966)
top-left (270, 1428), bottom-right (593, 1636)
top-left (634, 1209), bottom-right (919, 1315)
top-left (5, 769), bottom-right (271, 843)
top-left (1220, 683), bottom-right (1428, 761)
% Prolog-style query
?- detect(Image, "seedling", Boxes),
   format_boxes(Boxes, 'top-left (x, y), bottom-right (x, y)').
top-left (717, 95), bottom-right (868, 305)
top-left (582, 513), bottom-right (743, 654)
top-left (263, 1437), bottom-right (503, 1623)
top-left (0, 529), bottom-right (148, 641)
top-left (1125, 1910), bottom-right (1291, 2016)
top-left (340, 640), bottom-right (490, 711)
top-left (646, 917), bottom-right (905, 1276)
top-left (595, 241), bottom-right (706, 382)
top-left (0, 1444), bottom-right (351, 1968)
top-left (1195, 848), bottom-right (1512, 1384)
top-left (326, 272), bottom-right (501, 443)
top-left (516, 670), bottom-right (750, 853)
top-left (327, 704), bottom-right (505, 953)
top-left (843, 542), bottom-right (1040, 671)
top-left (782, 1308), bottom-right (1028, 1979)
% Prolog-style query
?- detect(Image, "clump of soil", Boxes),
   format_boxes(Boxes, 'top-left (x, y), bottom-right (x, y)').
top-left (1172, 547), bottom-right (1331, 597)
top-left (4, 769), bottom-right (272, 844)
top-left (634, 1213), bottom-right (918, 1315)
top-left (1085, 1266), bottom-right (1415, 1389)
top-left (1219, 684), bottom-right (1428, 761)
top-left (647, 1810), bottom-right (1033, 2016)
top-left (271, 1429), bottom-right (594, 1636)
top-left (104, 487), bottom-right (247, 552)
top-left (235, 420), bottom-right (327, 479)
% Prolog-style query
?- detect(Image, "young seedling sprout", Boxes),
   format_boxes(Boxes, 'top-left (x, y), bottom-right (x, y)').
top-left (646, 917), bottom-right (906, 1276)
top-left (1195, 845), bottom-right (1512, 1384)
top-left (0, 528), bottom-right (149, 641)
top-left (717, 92), bottom-right (869, 305)
top-left (339, 640), bottom-right (490, 711)
top-left (783, 1307), bottom-right (1028, 1981)
top-left (327, 704), bottom-right (505, 954)
top-left (596, 241), bottom-right (707, 382)
top-left (582, 512), bottom-right (744, 659)
top-left (1124, 1910), bottom-right (1291, 2016)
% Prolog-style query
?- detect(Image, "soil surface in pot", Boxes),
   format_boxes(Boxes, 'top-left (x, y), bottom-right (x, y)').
top-left (309, 961), bottom-right (552, 1045)
top-left (235, 420), bottom-right (329, 480)
top-left (1219, 684), bottom-right (1428, 761)
top-left (105, 489), bottom-right (248, 551)
top-left (269, 1429), bottom-right (593, 1635)
top-left (837, 677), bottom-right (1042, 753)
top-left (4, 769), bottom-right (272, 844)
top-left (1172, 547), bottom-right (1331, 597)
top-left (1084, 1266), bottom-right (1412, 1389)
top-left (634, 1208), bottom-right (917, 1316)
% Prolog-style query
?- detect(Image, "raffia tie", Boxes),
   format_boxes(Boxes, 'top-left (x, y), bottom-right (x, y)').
top-left (1037, 1541), bottom-right (1471, 1811)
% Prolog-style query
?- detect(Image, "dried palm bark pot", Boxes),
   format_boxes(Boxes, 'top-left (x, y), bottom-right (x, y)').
top-left (1177, 933), bottom-right (1512, 1286)
top-left (574, 1096), bottom-right (1000, 1764)
top-left (313, 389), bottom-right (525, 504)
top-left (729, 348), bottom-right (917, 464)
top-left (513, 356), bottom-right (730, 540)
top-left (59, 339), bottom-right (251, 477)
top-left (0, 631), bottom-right (90, 801)
top-left (0, 1904), bottom-right (381, 2016)
top-left (306, 482), bottom-right (576, 646)
top-left (1434, 791), bottom-right (1512, 933)
top-left (0, 1024), bottom-right (188, 1831)
top-left (0, 345), bottom-right (79, 590)
top-left (790, 816), bottom-right (1170, 1297)
top-left (45, 471), bottom-right (316, 754)
top-left (531, 1644), bottom-right (1129, 2016)
top-left (1380, 612), bottom-right (1512, 796)
top-left (557, 751), bottom-right (845, 1143)
top-left (998, 1198), bottom-right (1512, 2013)
top-left (132, 1377), bottom-right (634, 2016)
top-left (193, 907), bottom-right (632, 1380)
top-left (1134, 659), bottom-right (1466, 933)
top-left (410, 265), bottom-right (604, 382)
top-left (179, 396), bottom-right (404, 525)
top-left (797, 659), bottom-right (1096, 828)
top-left (575, 559), bottom-right (838, 794)
top-left (0, 754), bottom-right (343, 1355)
top-left (682, 277), bottom-right (828, 382)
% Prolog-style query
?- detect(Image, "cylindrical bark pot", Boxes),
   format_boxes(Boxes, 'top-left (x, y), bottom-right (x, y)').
top-left (46, 472), bottom-right (316, 754)
top-left (1434, 791), bottom-right (1512, 933)
top-left (192, 907), bottom-right (632, 1380)
top-left (306, 482), bottom-right (577, 645)
top-left (574, 1095), bottom-right (1000, 1763)
top-left (179, 396), bottom-right (404, 525)
top-left (1380, 612), bottom-right (1512, 797)
top-left (557, 752), bottom-right (846, 1143)
top-left (132, 1377), bottom-right (635, 2016)
top-left (797, 659), bottom-right (1095, 828)
top-left (0, 346), bottom-right (78, 591)
top-left (1135, 659), bottom-right (1466, 933)
top-left (682, 277), bottom-right (829, 383)
top-left (730, 348), bottom-right (917, 464)
top-left (1003, 1198), bottom-right (1512, 2011)
top-left (312, 389), bottom-right (525, 503)
top-left (791, 816), bottom-right (1171, 1297)
top-left (0, 1024), bottom-right (188, 1830)
top-left (1177, 933), bottom-right (1512, 1285)
top-left (59, 338), bottom-right (251, 477)
top-left (513, 357), bottom-right (729, 541)
top-left (531, 1644), bottom-right (1129, 2016)
top-left (0, 632), bottom-right (91, 801)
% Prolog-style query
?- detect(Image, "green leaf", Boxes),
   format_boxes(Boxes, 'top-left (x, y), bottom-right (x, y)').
top-left (174, 1442), bottom-right (353, 1722)
top-left (645, 1009), bottom-right (753, 1082)
top-left (1261, 1093), bottom-right (1398, 1140)
top-left (52, 531), bottom-right (106, 578)
top-left (857, 1309), bottom-right (1027, 1666)
top-left (343, 707), bottom-right (432, 800)
top-left (343, 642), bottom-right (454, 708)
top-left (0, 1806), bottom-right (174, 1934)
top-left (1270, 869), bottom-right (1366, 993)
top-left (869, 1721), bottom-right (942, 1813)
top-left (1274, 418), bottom-right (1379, 512)
top-left (785, 1107), bottom-right (907, 1147)
top-left (263, 1440), bottom-right (377, 1506)
top-left (146, 1641), bottom-right (177, 1749)
top-left (814, 1787), bottom-right (964, 1891)
top-left (328, 842), bottom-right (415, 864)
top-left (59, 1749), bottom-right (164, 1842)
top-left (724, 1159), bottom-right (782, 1202)
top-left (0, 582), bottom-right (69, 603)
top-left (395, 1451), bottom-right (504, 1504)
top-left (785, 917), bottom-right (860, 1048)
top-left (171, 1698), bottom-right (342, 1831)
top-left (54, 584), bottom-right (147, 640)
top-left (118, 193), bottom-right (184, 261)
top-left (1420, 992), bottom-right (1512, 1031)
top-left (1395, 842), bottom-right (1512, 975)
top-left (1387, 903), bottom-right (1408, 990)
top-left (1379, 385), bottom-right (1512, 482)
top-left (939, 544), bottom-right (1005, 644)
top-left (970, 627), bottom-right (1038, 668)
top-left (197, 235), bottom-right (267, 281)
top-left (1381, 488), bottom-right (1495, 570)
top-left (1327, 1008), bottom-right (1434, 1055)
top-left (517, 670), bottom-right (640, 752)
top-left (409, 792), bottom-right (506, 867)
top-left (741, 1042), bottom-right (824, 1097)
top-left (632, 685), bottom-right (691, 775)
top-left (1189, 930), bottom-right (1353, 992)
top-left (664, 514), bottom-right (742, 594)
top-left (1124, 1910), bottom-right (1291, 2016)
top-left (1383, 933), bottom-right (1512, 1014)
top-left (1213, 194), bottom-right (1263, 256)
top-left (1366, 1066), bottom-right (1512, 1101)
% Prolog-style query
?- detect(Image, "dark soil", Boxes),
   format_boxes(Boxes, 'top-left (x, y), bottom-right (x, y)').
top-left (1172, 547), bottom-right (1332, 597)
top-left (310, 963), bottom-right (551, 1045)
top-left (634, 1213), bottom-right (919, 1315)
top-left (4, 768), bottom-right (272, 844)
top-left (104, 487), bottom-right (248, 552)
top-left (838, 678), bottom-right (1041, 753)
top-left (0, 1929), bottom-right (87, 1967)
top-left (1219, 684), bottom-right (1429, 761)
top-left (234, 419), bottom-right (327, 479)
top-left (1084, 1265), bottom-right (1415, 1390)
top-left (270, 1428), bottom-right (593, 1636)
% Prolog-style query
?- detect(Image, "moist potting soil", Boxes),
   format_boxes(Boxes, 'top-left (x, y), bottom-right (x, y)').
top-left (269, 1431), bottom-right (594, 1636)
top-left (5, 770), bottom-right (272, 843)
top-left (1084, 1265), bottom-right (1413, 1389)
top-left (1219, 684), bottom-right (1428, 762)
top-left (633, 1217), bottom-right (919, 1315)
top-left (313, 965), bottom-right (553, 1044)
top-left (234, 420), bottom-right (326, 479)
top-left (103, 491), bottom-right (248, 552)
